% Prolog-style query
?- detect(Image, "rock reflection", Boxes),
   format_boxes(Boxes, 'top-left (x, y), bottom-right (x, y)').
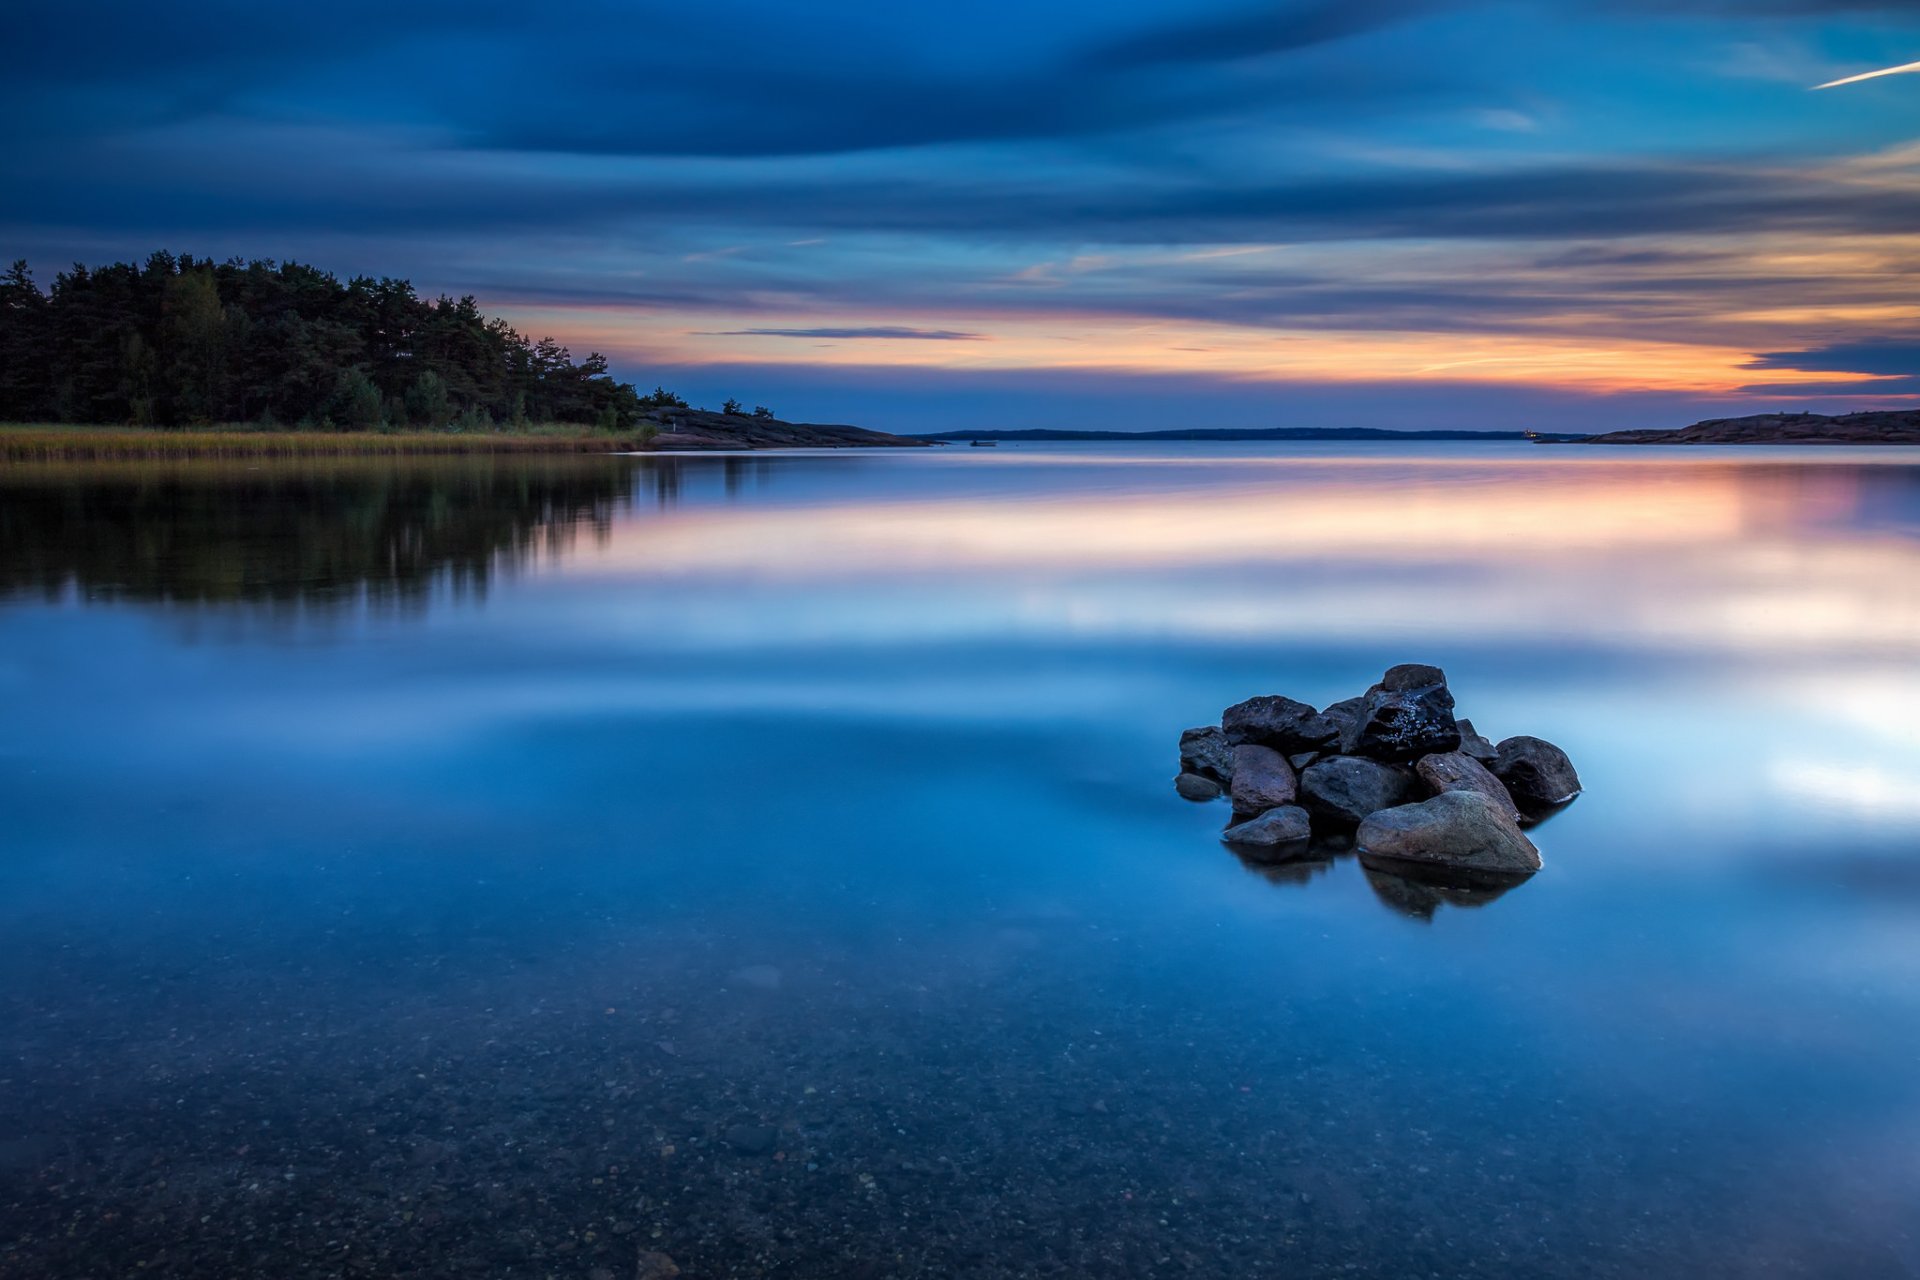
top-left (1228, 831), bottom-right (1535, 920)
top-left (1360, 859), bottom-right (1530, 921)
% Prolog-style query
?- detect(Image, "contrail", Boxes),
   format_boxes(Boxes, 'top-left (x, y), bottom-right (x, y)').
top-left (1815, 60), bottom-right (1920, 90)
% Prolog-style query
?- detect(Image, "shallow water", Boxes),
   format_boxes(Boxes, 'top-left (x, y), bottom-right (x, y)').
top-left (3, 443), bottom-right (1919, 1278)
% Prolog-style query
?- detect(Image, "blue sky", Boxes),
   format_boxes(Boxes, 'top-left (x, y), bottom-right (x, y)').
top-left (6, 0), bottom-right (1920, 430)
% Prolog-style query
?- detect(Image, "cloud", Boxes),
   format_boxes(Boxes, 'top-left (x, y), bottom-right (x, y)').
top-left (702, 326), bottom-right (986, 341)
top-left (1747, 339), bottom-right (1920, 376)
top-left (1083, 0), bottom-right (1436, 69)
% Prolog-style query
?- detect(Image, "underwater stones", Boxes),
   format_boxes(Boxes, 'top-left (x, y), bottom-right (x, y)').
top-left (1493, 735), bottom-right (1583, 816)
top-left (724, 1123), bottom-right (779, 1155)
top-left (1179, 726), bottom-right (1236, 784)
top-left (1299, 756), bottom-right (1419, 828)
top-left (1415, 750), bottom-right (1520, 823)
top-left (635, 1251), bottom-right (682, 1280)
top-left (1175, 772), bottom-right (1224, 802)
top-left (1229, 744), bottom-right (1297, 815)
top-left (1357, 791), bottom-right (1541, 876)
top-left (1222, 695), bottom-right (1338, 753)
top-left (1221, 804), bottom-right (1312, 851)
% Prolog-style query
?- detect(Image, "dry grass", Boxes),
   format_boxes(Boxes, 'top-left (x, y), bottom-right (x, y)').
top-left (0, 424), bottom-right (655, 462)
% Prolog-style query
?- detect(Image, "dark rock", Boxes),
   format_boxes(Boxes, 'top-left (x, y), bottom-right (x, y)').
top-left (1221, 696), bottom-right (1338, 752)
top-left (1493, 735), bottom-right (1582, 815)
top-left (1174, 772), bottom-right (1223, 802)
top-left (1342, 665), bottom-right (1461, 761)
top-left (1380, 662), bottom-right (1446, 692)
top-left (1415, 751), bottom-right (1520, 823)
top-left (1319, 696), bottom-right (1367, 745)
top-left (724, 1123), bottom-right (778, 1155)
top-left (1455, 718), bottom-right (1498, 763)
top-left (1178, 726), bottom-right (1236, 784)
top-left (1229, 744), bottom-right (1297, 814)
top-left (1356, 791), bottom-right (1541, 875)
top-left (1221, 805), bottom-right (1312, 851)
top-left (1299, 756), bottom-right (1419, 827)
top-left (1289, 751), bottom-right (1319, 770)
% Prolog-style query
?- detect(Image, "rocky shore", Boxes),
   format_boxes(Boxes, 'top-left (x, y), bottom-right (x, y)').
top-left (1574, 409), bottom-right (1920, 446)
top-left (636, 408), bottom-right (927, 450)
top-left (1176, 665), bottom-right (1580, 891)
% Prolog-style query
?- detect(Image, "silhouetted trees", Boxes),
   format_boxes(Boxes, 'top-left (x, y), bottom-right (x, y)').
top-left (0, 253), bottom-right (662, 429)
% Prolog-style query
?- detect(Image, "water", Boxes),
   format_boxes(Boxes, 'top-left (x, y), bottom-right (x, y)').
top-left (2, 444), bottom-right (1918, 1278)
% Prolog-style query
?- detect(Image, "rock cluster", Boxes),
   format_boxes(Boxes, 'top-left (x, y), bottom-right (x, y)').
top-left (1175, 665), bottom-right (1580, 883)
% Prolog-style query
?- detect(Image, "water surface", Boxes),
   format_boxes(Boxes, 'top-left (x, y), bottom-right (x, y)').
top-left (3, 444), bottom-right (1919, 1278)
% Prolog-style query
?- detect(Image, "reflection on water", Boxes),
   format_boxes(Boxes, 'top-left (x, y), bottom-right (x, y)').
top-left (3, 444), bottom-right (1920, 1278)
top-left (0, 456), bottom-right (637, 608)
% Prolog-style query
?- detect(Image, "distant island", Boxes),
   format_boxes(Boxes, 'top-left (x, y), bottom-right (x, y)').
top-left (917, 427), bottom-right (1587, 442)
top-left (1574, 410), bottom-right (1920, 445)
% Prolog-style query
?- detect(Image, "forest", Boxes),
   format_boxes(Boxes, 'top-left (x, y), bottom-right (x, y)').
top-left (0, 253), bottom-right (682, 430)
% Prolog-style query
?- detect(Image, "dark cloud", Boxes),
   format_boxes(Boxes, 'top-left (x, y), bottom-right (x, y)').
top-left (1739, 340), bottom-right (1920, 394)
top-left (702, 327), bottom-right (986, 340)
top-left (1746, 339), bottom-right (1920, 376)
top-left (1084, 0), bottom-right (1436, 68)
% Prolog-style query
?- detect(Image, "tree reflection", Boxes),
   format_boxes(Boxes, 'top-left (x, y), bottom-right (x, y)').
top-left (0, 456), bottom-right (642, 610)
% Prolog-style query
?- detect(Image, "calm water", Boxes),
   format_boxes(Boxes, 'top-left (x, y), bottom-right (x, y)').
top-left (3, 444), bottom-right (1919, 1279)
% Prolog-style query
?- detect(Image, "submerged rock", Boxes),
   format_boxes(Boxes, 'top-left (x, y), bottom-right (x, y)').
top-left (1175, 772), bottom-right (1223, 802)
top-left (1221, 805), bottom-right (1312, 852)
top-left (1179, 726), bottom-right (1237, 784)
top-left (1229, 744), bottom-right (1297, 814)
top-left (1299, 755), bottom-right (1418, 827)
top-left (1415, 751), bottom-right (1520, 823)
top-left (1356, 791), bottom-right (1540, 875)
top-left (1493, 735), bottom-right (1582, 815)
top-left (635, 1252), bottom-right (682, 1280)
top-left (1288, 751), bottom-right (1319, 770)
top-left (725, 1123), bottom-right (779, 1155)
top-left (1342, 664), bottom-right (1461, 762)
top-left (1222, 695), bottom-right (1338, 753)
top-left (1455, 718), bottom-right (1498, 764)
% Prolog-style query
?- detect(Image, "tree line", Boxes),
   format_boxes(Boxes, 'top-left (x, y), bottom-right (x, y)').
top-left (0, 252), bottom-right (699, 430)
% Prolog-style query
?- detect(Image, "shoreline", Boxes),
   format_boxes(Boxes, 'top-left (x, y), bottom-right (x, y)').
top-left (0, 419), bottom-right (925, 462)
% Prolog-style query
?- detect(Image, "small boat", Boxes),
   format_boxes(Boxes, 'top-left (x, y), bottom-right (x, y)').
top-left (969, 438), bottom-right (999, 447)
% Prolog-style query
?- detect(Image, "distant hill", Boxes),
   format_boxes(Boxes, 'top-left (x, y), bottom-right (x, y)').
top-left (1577, 410), bottom-right (1920, 445)
top-left (915, 427), bottom-right (1583, 442)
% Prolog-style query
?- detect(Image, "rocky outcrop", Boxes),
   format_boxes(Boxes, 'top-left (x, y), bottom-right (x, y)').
top-left (1356, 791), bottom-right (1541, 876)
top-left (1575, 409), bottom-right (1920, 447)
top-left (1222, 805), bottom-right (1312, 851)
top-left (1341, 664), bottom-right (1461, 761)
top-left (1300, 756), bottom-right (1418, 827)
top-left (1415, 751), bottom-right (1520, 823)
top-left (636, 407), bottom-right (929, 451)
top-left (1179, 726), bottom-right (1236, 784)
top-left (1455, 719), bottom-right (1497, 764)
top-left (1229, 744), bottom-right (1297, 815)
top-left (1493, 735), bottom-right (1583, 818)
top-left (1175, 772), bottom-right (1223, 802)
top-left (1222, 695), bottom-right (1338, 753)
top-left (1174, 664), bottom-right (1579, 890)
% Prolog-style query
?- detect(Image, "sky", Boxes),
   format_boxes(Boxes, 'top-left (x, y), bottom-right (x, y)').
top-left (6, 0), bottom-right (1920, 432)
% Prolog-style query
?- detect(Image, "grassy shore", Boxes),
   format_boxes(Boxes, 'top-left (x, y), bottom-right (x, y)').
top-left (0, 423), bottom-right (656, 462)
